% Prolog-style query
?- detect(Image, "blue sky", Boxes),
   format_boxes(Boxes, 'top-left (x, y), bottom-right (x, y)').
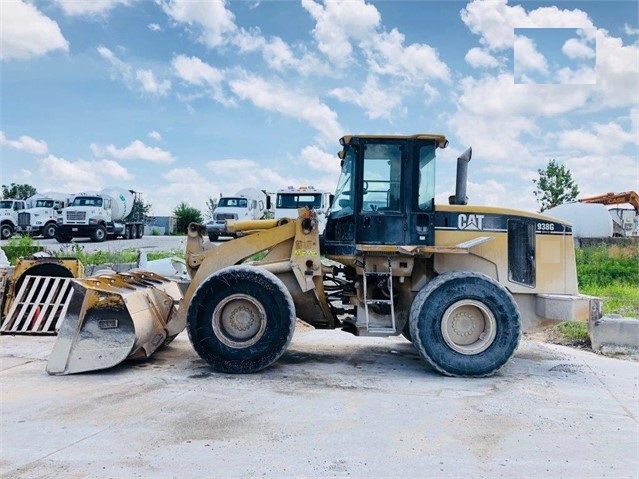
top-left (1, 0), bottom-right (638, 216)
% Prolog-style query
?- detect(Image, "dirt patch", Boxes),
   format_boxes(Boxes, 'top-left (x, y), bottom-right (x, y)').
top-left (524, 327), bottom-right (591, 351)
top-left (525, 326), bottom-right (639, 362)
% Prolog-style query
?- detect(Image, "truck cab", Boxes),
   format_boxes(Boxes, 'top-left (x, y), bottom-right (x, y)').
top-left (274, 186), bottom-right (332, 234)
top-left (206, 189), bottom-right (267, 241)
top-left (17, 196), bottom-right (72, 239)
top-left (0, 199), bottom-right (27, 240)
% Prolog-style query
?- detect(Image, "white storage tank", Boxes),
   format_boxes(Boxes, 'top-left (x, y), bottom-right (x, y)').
top-left (545, 203), bottom-right (613, 238)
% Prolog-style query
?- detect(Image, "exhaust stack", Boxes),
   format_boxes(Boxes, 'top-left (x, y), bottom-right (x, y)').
top-left (450, 147), bottom-right (472, 205)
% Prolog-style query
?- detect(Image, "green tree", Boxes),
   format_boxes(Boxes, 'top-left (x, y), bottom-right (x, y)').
top-left (2, 183), bottom-right (37, 199)
top-left (173, 201), bottom-right (203, 234)
top-left (131, 195), bottom-right (152, 222)
top-left (533, 159), bottom-right (580, 212)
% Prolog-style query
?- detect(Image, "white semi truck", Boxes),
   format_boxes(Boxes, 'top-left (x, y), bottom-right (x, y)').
top-left (0, 199), bottom-right (27, 240)
top-left (205, 188), bottom-right (268, 242)
top-left (55, 188), bottom-right (145, 243)
top-left (273, 185), bottom-right (332, 234)
top-left (16, 193), bottom-right (75, 239)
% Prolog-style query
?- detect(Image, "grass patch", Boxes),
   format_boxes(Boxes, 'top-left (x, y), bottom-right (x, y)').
top-left (580, 284), bottom-right (639, 317)
top-left (576, 243), bottom-right (638, 288)
top-left (554, 321), bottom-right (589, 341)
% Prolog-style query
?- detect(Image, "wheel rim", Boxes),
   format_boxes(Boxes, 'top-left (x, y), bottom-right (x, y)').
top-left (440, 299), bottom-right (497, 355)
top-left (211, 293), bottom-right (267, 348)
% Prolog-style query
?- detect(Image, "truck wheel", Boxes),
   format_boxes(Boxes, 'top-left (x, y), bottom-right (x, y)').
top-left (409, 271), bottom-right (521, 377)
top-left (136, 224), bottom-right (143, 239)
top-left (124, 226), bottom-right (132, 239)
top-left (42, 223), bottom-right (57, 239)
top-left (55, 234), bottom-right (73, 243)
top-left (208, 233), bottom-right (219, 242)
top-left (187, 265), bottom-right (296, 373)
top-left (91, 225), bottom-right (107, 242)
top-left (0, 224), bottom-right (13, 240)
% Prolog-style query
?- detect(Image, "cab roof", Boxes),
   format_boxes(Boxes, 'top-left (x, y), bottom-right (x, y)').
top-left (340, 134), bottom-right (448, 149)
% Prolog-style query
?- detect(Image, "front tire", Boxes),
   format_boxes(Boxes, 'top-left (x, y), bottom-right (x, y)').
top-left (409, 271), bottom-right (521, 377)
top-left (187, 265), bottom-right (296, 373)
top-left (42, 223), bottom-right (57, 239)
top-left (208, 232), bottom-right (219, 242)
top-left (91, 225), bottom-right (107, 242)
top-left (1, 224), bottom-right (13, 240)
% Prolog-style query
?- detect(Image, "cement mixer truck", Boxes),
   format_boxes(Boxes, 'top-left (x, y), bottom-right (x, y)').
top-left (54, 188), bottom-right (145, 243)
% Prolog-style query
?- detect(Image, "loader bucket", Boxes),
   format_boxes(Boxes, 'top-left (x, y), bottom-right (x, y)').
top-left (46, 270), bottom-right (184, 375)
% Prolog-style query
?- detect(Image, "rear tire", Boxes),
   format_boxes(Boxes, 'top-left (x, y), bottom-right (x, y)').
top-left (187, 265), bottom-right (296, 373)
top-left (124, 226), bottom-right (132, 239)
top-left (42, 223), bottom-right (57, 239)
top-left (409, 271), bottom-right (521, 377)
top-left (208, 232), bottom-right (219, 242)
top-left (136, 224), bottom-right (143, 239)
top-left (91, 225), bottom-right (107, 242)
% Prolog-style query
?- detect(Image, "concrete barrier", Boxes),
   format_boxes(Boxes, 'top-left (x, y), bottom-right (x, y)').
top-left (589, 314), bottom-right (639, 355)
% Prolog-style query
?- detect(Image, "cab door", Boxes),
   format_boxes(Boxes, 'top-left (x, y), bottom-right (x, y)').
top-left (356, 143), bottom-right (405, 245)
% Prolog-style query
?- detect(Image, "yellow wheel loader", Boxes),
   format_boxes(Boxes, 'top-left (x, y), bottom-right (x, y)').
top-left (46, 134), bottom-right (602, 377)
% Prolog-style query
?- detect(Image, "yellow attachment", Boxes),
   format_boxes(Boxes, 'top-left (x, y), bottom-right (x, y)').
top-left (46, 270), bottom-right (183, 375)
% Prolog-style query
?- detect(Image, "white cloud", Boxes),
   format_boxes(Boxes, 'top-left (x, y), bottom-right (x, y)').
top-left (55, 0), bottom-right (134, 16)
top-left (228, 73), bottom-right (342, 145)
top-left (148, 23), bottom-right (162, 32)
top-left (465, 47), bottom-right (499, 68)
top-left (514, 35), bottom-right (548, 74)
top-left (557, 121), bottom-right (638, 155)
top-left (98, 46), bottom-right (172, 97)
top-left (0, 0), bottom-right (69, 60)
top-left (0, 131), bottom-right (48, 155)
top-left (457, 73), bottom-right (591, 118)
top-left (365, 28), bottom-right (450, 82)
top-left (299, 145), bottom-right (341, 175)
top-left (91, 140), bottom-right (175, 163)
top-left (562, 37), bottom-right (595, 59)
top-left (461, 1), bottom-right (595, 52)
top-left (595, 32), bottom-right (639, 108)
top-left (203, 160), bottom-right (275, 197)
top-left (555, 65), bottom-right (596, 85)
top-left (329, 75), bottom-right (405, 121)
top-left (160, 0), bottom-right (236, 48)
top-left (148, 131), bottom-right (162, 142)
top-left (302, 0), bottom-right (380, 65)
top-left (38, 154), bottom-right (133, 192)
top-left (136, 69), bottom-right (171, 96)
top-left (624, 24), bottom-right (639, 36)
top-left (172, 54), bottom-right (232, 106)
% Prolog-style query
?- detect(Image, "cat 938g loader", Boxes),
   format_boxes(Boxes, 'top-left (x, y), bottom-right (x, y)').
top-left (46, 134), bottom-right (602, 378)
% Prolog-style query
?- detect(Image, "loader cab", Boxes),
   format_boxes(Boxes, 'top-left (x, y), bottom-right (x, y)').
top-left (324, 134), bottom-right (448, 255)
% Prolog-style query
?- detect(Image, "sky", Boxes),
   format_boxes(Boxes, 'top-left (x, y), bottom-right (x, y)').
top-left (1, 0), bottom-right (638, 217)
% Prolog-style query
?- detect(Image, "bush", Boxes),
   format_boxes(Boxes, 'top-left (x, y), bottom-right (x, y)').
top-left (1, 235), bottom-right (44, 265)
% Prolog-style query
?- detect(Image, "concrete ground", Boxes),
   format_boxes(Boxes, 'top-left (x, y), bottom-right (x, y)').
top-left (1, 326), bottom-right (637, 479)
